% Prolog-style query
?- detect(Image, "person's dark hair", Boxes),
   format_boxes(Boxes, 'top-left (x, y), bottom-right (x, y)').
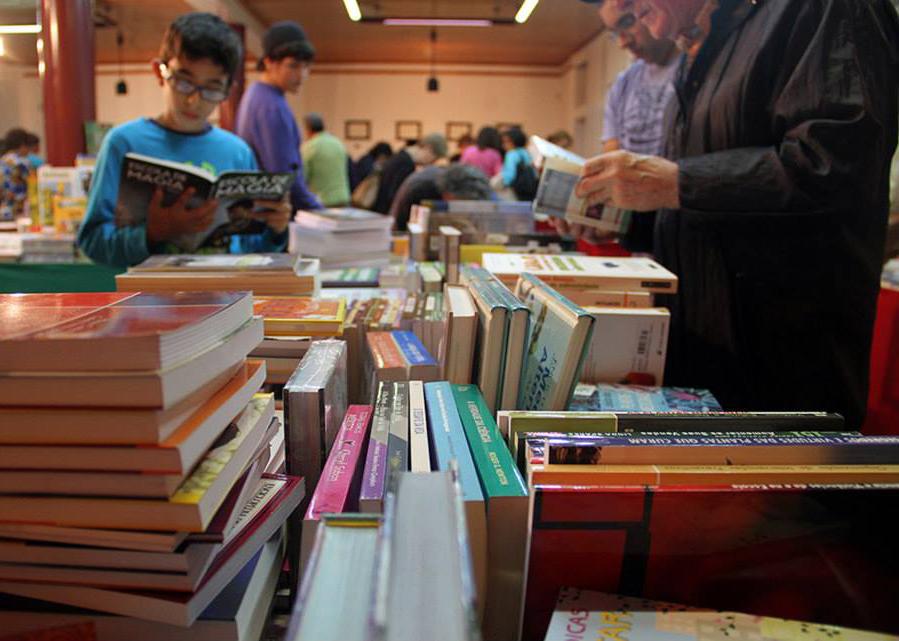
top-left (257, 21), bottom-right (315, 71)
top-left (159, 13), bottom-right (242, 83)
top-left (502, 126), bottom-right (528, 149)
top-left (304, 113), bottom-right (325, 134)
top-left (476, 126), bottom-right (502, 152)
top-left (369, 142), bottom-right (393, 159)
top-left (2, 128), bottom-right (30, 154)
top-left (25, 132), bottom-right (40, 147)
top-left (437, 164), bottom-right (493, 201)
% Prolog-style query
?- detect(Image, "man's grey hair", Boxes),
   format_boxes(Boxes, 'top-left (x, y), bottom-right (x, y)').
top-left (438, 164), bottom-right (494, 200)
top-left (304, 113), bottom-right (325, 133)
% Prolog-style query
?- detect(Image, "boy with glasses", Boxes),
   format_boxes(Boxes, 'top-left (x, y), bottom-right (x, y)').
top-left (236, 21), bottom-right (323, 214)
top-left (78, 12), bottom-right (291, 268)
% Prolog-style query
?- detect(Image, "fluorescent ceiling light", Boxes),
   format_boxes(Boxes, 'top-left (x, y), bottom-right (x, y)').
top-left (515, 0), bottom-right (539, 23)
top-left (383, 18), bottom-right (492, 27)
top-left (343, 0), bottom-right (362, 22)
top-left (0, 24), bottom-right (40, 34)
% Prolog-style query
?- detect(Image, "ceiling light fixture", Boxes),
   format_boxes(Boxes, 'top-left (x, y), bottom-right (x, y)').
top-left (0, 24), bottom-right (41, 34)
top-left (343, 0), bottom-right (362, 22)
top-left (0, 38), bottom-right (5, 57)
top-left (515, 0), bottom-right (540, 24)
top-left (383, 18), bottom-right (492, 27)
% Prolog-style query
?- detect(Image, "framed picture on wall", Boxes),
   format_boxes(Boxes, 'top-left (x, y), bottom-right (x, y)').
top-left (445, 121), bottom-right (473, 143)
top-left (345, 119), bottom-right (371, 141)
top-left (395, 120), bottom-right (422, 142)
top-left (496, 122), bottom-right (523, 132)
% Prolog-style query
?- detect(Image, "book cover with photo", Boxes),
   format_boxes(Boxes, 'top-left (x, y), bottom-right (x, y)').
top-left (115, 153), bottom-right (293, 253)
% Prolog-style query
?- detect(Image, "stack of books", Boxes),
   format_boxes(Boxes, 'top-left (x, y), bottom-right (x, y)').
top-left (291, 207), bottom-right (393, 268)
top-left (249, 296), bottom-right (347, 385)
top-left (116, 253), bottom-right (321, 297)
top-left (481, 253), bottom-right (677, 301)
top-left (410, 200), bottom-right (536, 259)
top-left (0, 292), bottom-right (304, 636)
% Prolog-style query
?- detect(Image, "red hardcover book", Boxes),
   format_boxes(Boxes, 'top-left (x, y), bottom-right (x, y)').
top-left (522, 483), bottom-right (899, 641)
top-left (0, 291), bottom-right (253, 372)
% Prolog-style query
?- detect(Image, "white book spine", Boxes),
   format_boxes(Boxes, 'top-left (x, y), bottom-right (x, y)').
top-left (408, 381), bottom-right (431, 473)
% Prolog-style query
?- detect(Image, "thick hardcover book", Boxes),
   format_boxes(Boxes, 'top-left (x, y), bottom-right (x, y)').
top-left (452, 384), bottom-right (529, 641)
top-left (523, 484), bottom-right (899, 641)
top-left (441, 286), bottom-right (477, 385)
top-left (467, 279), bottom-right (509, 414)
top-left (0, 291), bottom-right (253, 372)
top-left (484, 253), bottom-right (678, 293)
top-left (581, 307), bottom-right (670, 386)
top-left (116, 152), bottom-right (292, 253)
top-left (252, 297), bottom-right (345, 338)
top-left (544, 589), bottom-right (897, 641)
top-left (517, 274), bottom-right (595, 411)
top-left (283, 340), bottom-right (348, 494)
top-left (570, 383), bottom-right (722, 413)
top-left (359, 383), bottom-right (393, 512)
top-left (386, 382), bottom-right (410, 477)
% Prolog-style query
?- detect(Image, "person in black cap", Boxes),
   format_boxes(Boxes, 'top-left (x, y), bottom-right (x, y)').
top-left (236, 21), bottom-right (323, 213)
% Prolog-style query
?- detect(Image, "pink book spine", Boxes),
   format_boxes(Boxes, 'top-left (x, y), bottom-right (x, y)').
top-left (304, 405), bottom-right (374, 520)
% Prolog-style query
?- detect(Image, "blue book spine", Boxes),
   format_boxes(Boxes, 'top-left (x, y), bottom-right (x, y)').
top-left (424, 382), bottom-right (484, 502)
top-left (392, 330), bottom-right (437, 366)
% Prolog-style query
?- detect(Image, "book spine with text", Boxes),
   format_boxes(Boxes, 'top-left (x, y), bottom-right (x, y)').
top-left (408, 381), bottom-right (431, 472)
top-left (360, 384), bottom-right (393, 511)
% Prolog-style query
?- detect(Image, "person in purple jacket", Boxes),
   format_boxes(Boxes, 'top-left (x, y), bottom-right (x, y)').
top-left (236, 21), bottom-right (323, 213)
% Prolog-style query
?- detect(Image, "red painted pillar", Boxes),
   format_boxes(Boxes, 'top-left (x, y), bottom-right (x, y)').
top-left (218, 23), bottom-right (246, 132)
top-left (40, 0), bottom-right (95, 166)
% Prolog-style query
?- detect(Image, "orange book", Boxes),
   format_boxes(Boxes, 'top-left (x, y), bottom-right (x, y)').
top-left (367, 331), bottom-right (405, 369)
top-left (252, 296), bottom-right (345, 337)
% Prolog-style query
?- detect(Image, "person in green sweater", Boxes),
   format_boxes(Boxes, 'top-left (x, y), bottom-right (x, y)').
top-left (300, 113), bottom-right (350, 207)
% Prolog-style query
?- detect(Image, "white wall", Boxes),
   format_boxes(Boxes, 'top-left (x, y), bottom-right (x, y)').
top-left (2, 33), bottom-right (631, 161)
top-left (0, 59), bottom-right (43, 148)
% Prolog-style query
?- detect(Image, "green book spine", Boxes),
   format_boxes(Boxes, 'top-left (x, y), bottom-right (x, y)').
top-left (452, 384), bottom-right (527, 498)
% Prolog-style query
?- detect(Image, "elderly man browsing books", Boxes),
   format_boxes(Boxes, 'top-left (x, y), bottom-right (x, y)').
top-left (571, 0), bottom-right (899, 429)
top-left (78, 13), bottom-right (292, 269)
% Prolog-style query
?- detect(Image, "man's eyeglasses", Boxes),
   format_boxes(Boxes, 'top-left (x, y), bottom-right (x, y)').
top-left (158, 63), bottom-right (230, 103)
top-left (607, 12), bottom-right (638, 39)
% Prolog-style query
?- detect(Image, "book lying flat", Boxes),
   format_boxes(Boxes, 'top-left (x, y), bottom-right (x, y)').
top-left (0, 291), bottom-right (253, 372)
top-left (116, 153), bottom-right (293, 253)
top-left (130, 253), bottom-right (302, 273)
top-left (569, 383), bottom-right (722, 413)
top-left (0, 399), bottom-right (276, 532)
top-left (0, 359), bottom-right (265, 446)
top-left (253, 296), bottom-right (346, 337)
top-left (0, 363), bottom-right (265, 479)
top-left (295, 207), bottom-right (393, 232)
top-left (0, 317), bottom-right (264, 409)
top-left (0, 475), bottom-right (303, 627)
top-left (0, 536), bottom-right (282, 641)
top-left (484, 253), bottom-right (678, 293)
top-left (544, 589), bottom-right (896, 641)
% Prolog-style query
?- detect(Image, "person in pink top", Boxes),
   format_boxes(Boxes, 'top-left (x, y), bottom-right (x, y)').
top-left (460, 126), bottom-right (503, 178)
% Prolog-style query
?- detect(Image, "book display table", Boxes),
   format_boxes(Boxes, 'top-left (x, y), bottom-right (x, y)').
top-left (0, 264), bottom-right (122, 294)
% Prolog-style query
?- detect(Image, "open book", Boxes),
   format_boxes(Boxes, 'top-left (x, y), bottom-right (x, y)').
top-left (115, 153), bottom-right (294, 252)
top-left (529, 135), bottom-right (631, 234)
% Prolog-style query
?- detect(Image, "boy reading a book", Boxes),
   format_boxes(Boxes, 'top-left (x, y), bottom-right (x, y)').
top-left (78, 13), bottom-right (292, 268)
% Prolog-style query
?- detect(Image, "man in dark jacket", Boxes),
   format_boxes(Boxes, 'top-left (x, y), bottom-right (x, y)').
top-left (577, 0), bottom-right (899, 429)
